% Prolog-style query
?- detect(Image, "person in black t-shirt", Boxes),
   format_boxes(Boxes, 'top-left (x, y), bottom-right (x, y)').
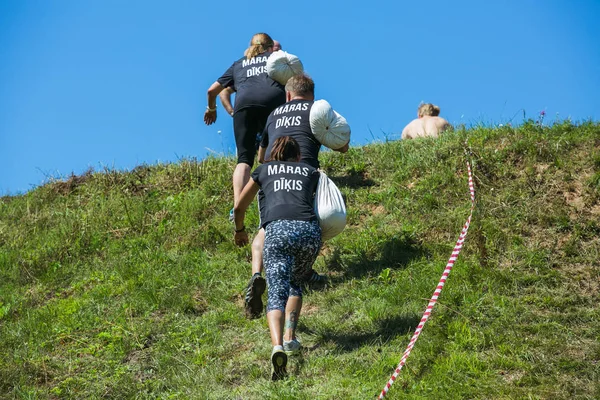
top-left (258, 74), bottom-right (350, 168)
top-left (204, 33), bottom-right (286, 216)
top-left (234, 136), bottom-right (321, 380)
top-left (218, 40), bottom-right (283, 151)
top-left (243, 74), bottom-right (349, 309)
top-left (219, 40), bottom-right (282, 117)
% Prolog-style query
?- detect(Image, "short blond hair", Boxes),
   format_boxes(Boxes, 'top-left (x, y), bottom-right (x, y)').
top-left (285, 74), bottom-right (314, 97)
top-left (418, 103), bottom-right (441, 117)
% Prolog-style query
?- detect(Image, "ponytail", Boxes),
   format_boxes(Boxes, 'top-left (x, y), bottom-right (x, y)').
top-left (266, 136), bottom-right (301, 162)
top-left (245, 33), bottom-right (274, 60)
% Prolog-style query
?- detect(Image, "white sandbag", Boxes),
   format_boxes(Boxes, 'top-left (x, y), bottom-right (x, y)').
top-left (309, 99), bottom-right (351, 150)
top-left (266, 50), bottom-right (304, 85)
top-left (314, 171), bottom-right (346, 241)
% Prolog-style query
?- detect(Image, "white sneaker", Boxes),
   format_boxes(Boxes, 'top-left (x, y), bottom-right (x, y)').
top-left (283, 339), bottom-right (302, 355)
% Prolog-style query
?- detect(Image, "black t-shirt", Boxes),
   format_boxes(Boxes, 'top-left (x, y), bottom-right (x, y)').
top-left (252, 161), bottom-right (320, 228)
top-left (261, 99), bottom-right (322, 169)
top-left (217, 52), bottom-right (285, 113)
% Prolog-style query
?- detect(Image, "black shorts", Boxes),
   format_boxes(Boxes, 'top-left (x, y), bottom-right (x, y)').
top-left (233, 107), bottom-right (272, 166)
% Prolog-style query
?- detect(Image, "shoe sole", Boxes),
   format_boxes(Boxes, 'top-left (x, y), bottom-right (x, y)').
top-left (271, 350), bottom-right (288, 381)
top-left (246, 276), bottom-right (266, 319)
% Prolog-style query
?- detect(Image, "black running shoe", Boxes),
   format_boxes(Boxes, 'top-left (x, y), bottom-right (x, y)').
top-left (244, 273), bottom-right (266, 319)
top-left (271, 348), bottom-right (288, 381)
top-left (305, 269), bottom-right (328, 291)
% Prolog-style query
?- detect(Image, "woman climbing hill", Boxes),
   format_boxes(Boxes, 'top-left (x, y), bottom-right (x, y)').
top-left (204, 32), bottom-right (286, 219)
top-left (233, 136), bottom-right (322, 380)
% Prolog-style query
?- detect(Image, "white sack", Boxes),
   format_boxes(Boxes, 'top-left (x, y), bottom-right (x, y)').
top-left (314, 171), bottom-right (346, 241)
top-left (266, 50), bottom-right (304, 85)
top-left (309, 99), bottom-right (351, 150)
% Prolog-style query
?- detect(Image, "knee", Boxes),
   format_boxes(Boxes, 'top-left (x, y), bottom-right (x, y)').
top-left (289, 286), bottom-right (302, 298)
top-left (252, 230), bottom-right (265, 253)
top-left (252, 239), bottom-right (262, 254)
top-left (267, 288), bottom-right (288, 313)
top-left (235, 162), bottom-right (251, 174)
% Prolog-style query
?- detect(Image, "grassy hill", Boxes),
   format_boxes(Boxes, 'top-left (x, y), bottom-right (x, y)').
top-left (1, 121), bottom-right (599, 399)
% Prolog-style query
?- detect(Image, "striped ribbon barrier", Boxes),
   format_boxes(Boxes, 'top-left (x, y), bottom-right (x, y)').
top-left (378, 161), bottom-right (475, 399)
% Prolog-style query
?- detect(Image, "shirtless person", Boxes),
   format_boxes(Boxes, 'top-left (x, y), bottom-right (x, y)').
top-left (401, 103), bottom-right (451, 139)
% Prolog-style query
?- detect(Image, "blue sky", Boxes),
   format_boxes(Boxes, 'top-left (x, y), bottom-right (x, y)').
top-left (1, 0), bottom-right (599, 195)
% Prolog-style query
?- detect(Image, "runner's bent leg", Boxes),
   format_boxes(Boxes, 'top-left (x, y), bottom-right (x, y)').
top-left (285, 220), bottom-right (322, 341)
top-left (232, 108), bottom-right (259, 207)
top-left (264, 221), bottom-right (295, 346)
top-left (284, 296), bottom-right (302, 342)
top-left (232, 163), bottom-right (251, 207)
top-left (251, 228), bottom-right (265, 275)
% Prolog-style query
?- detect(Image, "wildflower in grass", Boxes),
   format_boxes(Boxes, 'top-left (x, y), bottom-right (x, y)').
top-left (537, 110), bottom-right (546, 127)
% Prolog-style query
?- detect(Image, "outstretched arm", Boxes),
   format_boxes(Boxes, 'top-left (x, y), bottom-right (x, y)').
top-left (233, 179), bottom-right (260, 246)
top-left (204, 81), bottom-right (224, 125)
top-left (219, 87), bottom-right (235, 116)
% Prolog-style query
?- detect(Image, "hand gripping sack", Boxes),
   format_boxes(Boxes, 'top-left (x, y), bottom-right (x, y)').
top-left (266, 50), bottom-right (304, 85)
top-left (314, 171), bottom-right (346, 241)
top-left (309, 99), bottom-right (351, 150)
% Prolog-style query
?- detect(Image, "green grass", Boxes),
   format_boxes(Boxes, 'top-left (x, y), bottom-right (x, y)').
top-left (1, 120), bottom-right (599, 399)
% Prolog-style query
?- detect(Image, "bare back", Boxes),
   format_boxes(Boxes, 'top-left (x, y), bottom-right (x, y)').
top-left (402, 116), bottom-right (450, 140)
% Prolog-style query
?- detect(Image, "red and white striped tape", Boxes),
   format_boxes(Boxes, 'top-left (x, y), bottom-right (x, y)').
top-left (378, 161), bottom-right (475, 399)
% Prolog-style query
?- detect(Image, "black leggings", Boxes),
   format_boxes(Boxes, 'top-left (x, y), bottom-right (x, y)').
top-left (233, 107), bottom-right (272, 166)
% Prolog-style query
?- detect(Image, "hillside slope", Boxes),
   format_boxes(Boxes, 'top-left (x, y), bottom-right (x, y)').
top-left (1, 121), bottom-right (599, 399)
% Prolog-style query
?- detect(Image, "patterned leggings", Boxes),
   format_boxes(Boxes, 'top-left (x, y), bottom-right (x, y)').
top-left (264, 219), bottom-right (322, 313)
